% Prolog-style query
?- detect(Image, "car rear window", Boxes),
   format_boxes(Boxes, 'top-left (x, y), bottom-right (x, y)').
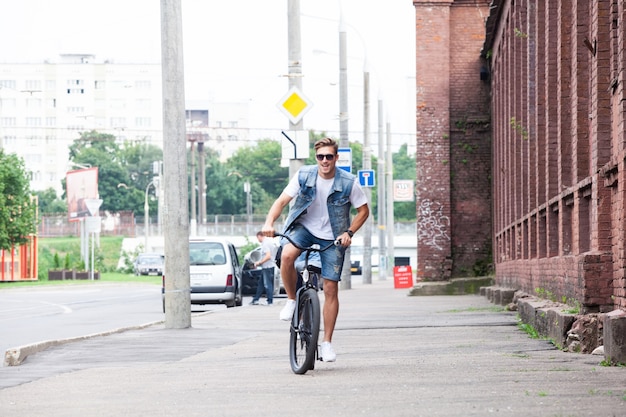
top-left (138, 255), bottom-right (163, 264)
top-left (190, 242), bottom-right (227, 265)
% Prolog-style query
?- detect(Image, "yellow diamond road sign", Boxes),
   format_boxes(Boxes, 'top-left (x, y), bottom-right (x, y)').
top-left (277, 87), bottom-right (313, 124)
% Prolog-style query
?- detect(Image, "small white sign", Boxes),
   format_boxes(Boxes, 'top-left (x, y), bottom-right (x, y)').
top-left (337, 148), bottom-right (352, 173)
top-left (85, 216), bottom-right (101, 233)
top-left (393, 180), bottom-right (415, 202)
top-left (281, 130), bottom-right (310, 162)
top-left (84, 199), bottom-right (103, 216)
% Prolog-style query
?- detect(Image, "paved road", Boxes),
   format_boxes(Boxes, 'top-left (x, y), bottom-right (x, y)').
top-left (1, 278), bottom-right (624, 417)
top-left (0, 283), bottom-right (165, 355)
top-left (0, 281), bottom-right (270, 355)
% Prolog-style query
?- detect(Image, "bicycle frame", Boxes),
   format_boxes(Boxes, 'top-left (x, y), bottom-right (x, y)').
top-left (292, 249), bottom-right (321, 333)
top-left (275, 232), bottom-right (338, 290)
top-left (274, 232), bottom-right (339, 373)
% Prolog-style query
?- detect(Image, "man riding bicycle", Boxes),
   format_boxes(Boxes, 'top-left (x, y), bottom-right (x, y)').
top-left (261, 137), bottom-right (370, 362)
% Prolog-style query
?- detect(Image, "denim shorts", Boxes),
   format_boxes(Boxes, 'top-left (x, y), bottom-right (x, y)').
top-left (282, 223), bottom-right (345, 281)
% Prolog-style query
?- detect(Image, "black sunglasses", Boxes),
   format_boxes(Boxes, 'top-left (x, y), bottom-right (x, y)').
top-left (316, 153), bottom-right (336, 161)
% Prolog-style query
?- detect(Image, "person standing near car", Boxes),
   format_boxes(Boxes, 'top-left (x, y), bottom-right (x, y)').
top-left (261, 137), bottom-right (370, 362)
top-left (249, 231), bottom-right (276, 306)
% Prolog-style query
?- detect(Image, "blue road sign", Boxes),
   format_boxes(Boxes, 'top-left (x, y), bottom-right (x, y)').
top-left (358, 169), bottom-right (375, 187)
top-left (337, 148), bottom-right (352, 173)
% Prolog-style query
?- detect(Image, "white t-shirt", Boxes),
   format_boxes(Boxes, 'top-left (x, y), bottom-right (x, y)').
top-left (284, 169), bottom-right (368, 240)
top-left (260, 237), bottom-right (277, 269)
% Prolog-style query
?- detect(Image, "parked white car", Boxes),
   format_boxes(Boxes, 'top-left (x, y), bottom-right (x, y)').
top-left (133, 253), bottom-right (164, 276)
top-left (161, 237), bottom-right (243, 312)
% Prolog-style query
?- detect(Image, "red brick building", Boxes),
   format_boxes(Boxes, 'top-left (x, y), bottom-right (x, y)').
top-left (413, 0), bottom-right (493, 280)
top-left (481, 0), bottom-right (626, 317)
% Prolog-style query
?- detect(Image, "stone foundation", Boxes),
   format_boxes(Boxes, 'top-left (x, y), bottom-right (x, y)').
top-left (481, 286), bottom-right (606, 357)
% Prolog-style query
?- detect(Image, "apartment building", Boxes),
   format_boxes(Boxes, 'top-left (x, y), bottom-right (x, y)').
top-left (0, 54), bottom-right (163, 196)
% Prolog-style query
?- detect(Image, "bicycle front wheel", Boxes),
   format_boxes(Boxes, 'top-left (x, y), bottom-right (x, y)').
top-left (289, 288), bottom-right (320, 374)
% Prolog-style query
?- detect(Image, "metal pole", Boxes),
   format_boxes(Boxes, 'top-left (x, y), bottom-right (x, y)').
top-left (339, 13), bottom-right (349, 149)
top-left (339, 8), bottom-right (351, 289)
top-left (157, 161), bottom-right (164, 236)
top-left (377, 98), bottom-right (387, 280)
top-left (83, 219), bottom-right (89, 277)
top-left (81, 218), bottom-right (87, 265)
top-left (244, 181), bottom-right (251, 235)
top-left (161, 0), bottom-right (191, 329)
top-left (189, 140), bottom-right (197, 235)
top-left (362, 68), bottom-right (372, 284)
top-left (386, 121), bottom-right (395, 278)
top-left (198, 140), bottom-right (206, 225)
top-left (90, 232), bottom-right (95, 280)
top-left (288, 0), bottom-right (304, 178)
top-left (144, 181), bottom-right (152, 253)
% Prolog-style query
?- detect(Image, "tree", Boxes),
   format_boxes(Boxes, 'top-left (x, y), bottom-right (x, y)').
top-left (225, 140), bottom-right (289, 215)
top-left (67, 131), bottom-right (160, 214)
top-left (117, 141), bottom-right (163, 213)
top-left (119, 141), bottom-right (164, 192)
top-left (203, 148), bottom-right (243, 215)
top-left (34, 188), bottom-right (66, 214)
top-left (0, 150), bottom-right (37, 250)
top-left (68, 131), bottom-right (127, 213)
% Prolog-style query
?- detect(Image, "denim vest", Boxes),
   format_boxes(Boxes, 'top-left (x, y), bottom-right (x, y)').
top-left (283, 165), bottom-right (355, 239)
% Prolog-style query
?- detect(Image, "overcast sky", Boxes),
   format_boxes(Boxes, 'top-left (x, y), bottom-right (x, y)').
top-left (0, 0), bottom-right (416, 151)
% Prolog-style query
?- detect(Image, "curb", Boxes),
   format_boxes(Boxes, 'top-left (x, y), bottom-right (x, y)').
top-left (3, 319), bottom-right (164, 367)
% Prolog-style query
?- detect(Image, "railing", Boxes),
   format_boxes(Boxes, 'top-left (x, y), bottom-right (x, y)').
top-left (38, 211), bottom-right (136, 238)
top-left (38, 213), bottom-right (416, 238)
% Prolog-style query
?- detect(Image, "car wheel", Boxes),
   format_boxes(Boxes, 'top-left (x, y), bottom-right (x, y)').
top-left (225, 283), bottom-right (237, 308)
top-left (235, 283), bottom-right (243, 307)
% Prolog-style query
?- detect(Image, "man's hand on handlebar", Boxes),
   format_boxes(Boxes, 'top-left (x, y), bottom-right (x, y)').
top-left (261, 224), bottom-right (275, 238)
top-left (336, 231), bottom-right (353, 248)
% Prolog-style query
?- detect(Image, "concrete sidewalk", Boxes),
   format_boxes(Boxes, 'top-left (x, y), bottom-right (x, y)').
top-left (1, 278), bottom-right (624, 417)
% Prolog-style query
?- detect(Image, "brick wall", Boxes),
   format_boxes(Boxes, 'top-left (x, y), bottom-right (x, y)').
top-left (484, 0), bottom-right (625, 312)
top-left (414, 0), bottom-right (492, 280)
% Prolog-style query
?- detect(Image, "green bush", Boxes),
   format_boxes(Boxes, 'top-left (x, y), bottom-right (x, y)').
top-left (38, 236), bottom-right (124, 278)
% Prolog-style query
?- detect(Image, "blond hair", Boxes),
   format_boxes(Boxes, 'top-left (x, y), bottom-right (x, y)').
top-left (314, 137), bottom-right (339, 153)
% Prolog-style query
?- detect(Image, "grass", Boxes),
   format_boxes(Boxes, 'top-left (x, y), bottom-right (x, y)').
top-left (3, 234), bottom-right (258, 287)
top-left (518, 322), bottom-right (541, 339)
top-left (0, 236), bottom-right (155, 287)
top-left (37, 236), bottom-right (130, 275)
top-left (0, 272), bottom-right (162, 289)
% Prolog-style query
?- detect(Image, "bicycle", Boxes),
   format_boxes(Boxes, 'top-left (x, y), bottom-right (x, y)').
top-left (274, 232), bottom-right (340, 374)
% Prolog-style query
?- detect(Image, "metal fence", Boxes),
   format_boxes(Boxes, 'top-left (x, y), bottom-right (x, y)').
top-left (38, 211), bottom-right (137, 237)
top-left (38, 213), bottom-right (416, 238)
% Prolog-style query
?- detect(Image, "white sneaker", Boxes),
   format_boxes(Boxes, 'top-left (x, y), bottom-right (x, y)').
top-left (279, 299), bottom-right (296, 321)
top-left (320, 341), bottom-right (336, 362)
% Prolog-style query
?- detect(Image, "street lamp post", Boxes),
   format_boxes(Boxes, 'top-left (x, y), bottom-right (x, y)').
top-left (377, 98), bottom-right (387, 280)
top-left (144, 180), bottom-right (156, 252)
top-left (244, 181), bottom-right (252, 235)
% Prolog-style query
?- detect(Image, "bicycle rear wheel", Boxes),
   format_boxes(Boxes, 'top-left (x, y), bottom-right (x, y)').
top-left (289, 288), bottom-right (320, 374)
